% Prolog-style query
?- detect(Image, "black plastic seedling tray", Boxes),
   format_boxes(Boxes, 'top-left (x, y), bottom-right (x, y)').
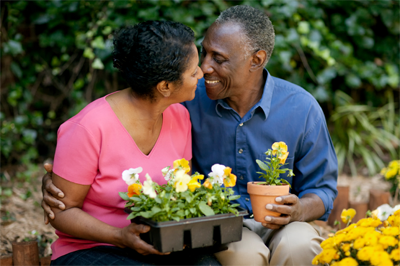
top-left (130, 208), bottom-right (248, 253)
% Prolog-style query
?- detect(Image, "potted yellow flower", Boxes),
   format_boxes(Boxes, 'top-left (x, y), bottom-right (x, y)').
top-left (247, 141), bottom-right (294, 222)
top-left (312, 207), bottom-right (400, 266)
top-left (380, 160), bottom-right (400, 205)
top-left (119, 159), bottom-right (247, 252)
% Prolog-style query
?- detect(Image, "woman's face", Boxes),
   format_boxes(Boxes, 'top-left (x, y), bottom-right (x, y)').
top-left (171, 44), bottom-right (203, 102)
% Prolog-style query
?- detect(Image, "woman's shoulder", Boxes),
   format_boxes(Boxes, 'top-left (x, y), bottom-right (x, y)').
top-left (60, 96), bottom-right (113, 132)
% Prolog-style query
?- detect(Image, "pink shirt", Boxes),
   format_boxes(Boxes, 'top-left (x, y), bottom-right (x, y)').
top-left (51, 95), bottom-right (192, 260)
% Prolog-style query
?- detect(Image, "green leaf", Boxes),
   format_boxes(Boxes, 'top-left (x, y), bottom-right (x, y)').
top-left (199, 202), bottom-right (215, 216)
top-left (91, 36), bottom-right (106, 49)
top-left (119, 192), bottom-right (130, 201)
top-left (92, 58), bottom-right (104, 69)
top-left (83, 47), bottom-right (95, 59)
top-left (256, 159), bottom-right (270, 171)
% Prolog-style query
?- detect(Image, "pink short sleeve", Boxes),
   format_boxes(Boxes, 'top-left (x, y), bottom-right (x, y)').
top-left (53, 121), bottom-right (99, 185)
top-left (182, 108), bottom-right (192, 161)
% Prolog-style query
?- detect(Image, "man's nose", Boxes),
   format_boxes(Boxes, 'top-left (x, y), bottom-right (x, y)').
top-left (200, 56), bottom-right (213, 74)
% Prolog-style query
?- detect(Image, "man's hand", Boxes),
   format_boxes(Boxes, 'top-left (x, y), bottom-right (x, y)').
top-left (41, 163), bottom-right (65, 224)
top-left (261, 193), bottom-right (324, 230)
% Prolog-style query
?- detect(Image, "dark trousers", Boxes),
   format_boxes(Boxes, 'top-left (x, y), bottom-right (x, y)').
top-left (51, 246), bottom-right (221, 266)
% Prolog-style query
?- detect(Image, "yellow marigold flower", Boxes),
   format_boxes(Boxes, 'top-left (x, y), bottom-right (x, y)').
top-left (203, 178), bottom-right (213, 189)
top-left (380, 167), bottom-right (387, 175)
top-left (341, 243), bottom-right (351, 252)
top-left (390, 248), bottom-right (400, 261)
top-left (344, 227), bottom-right (371, 242)
top-left (321, 237), bottom-right (334, 249)
top-left (382, 220), bottom-right (389, 227)
top-left (364, 231), bottom-right (381, 246)
top-left (379, 235), bottom-right (398, 249)
top-left (381, 226), bottom-right (399, 237)
top-left (341, 208), bottom-right (356, 223)
top-left (353, 238), bottom-right (366, 250)
top-left (312, 254), bottom-right (320, 265)
top-left (387, 214), bottom-right (400, 227)
top-left (357, 246), bottom-right (374, 261)
top-left (332, 234), bottom-right (346, 246)
top-left (377, 259), bottom-right (393, 266)
top-left (393, 208), bottom-right (400, 217)
top-left (173, 158), bottom-right (190, 173)
top-left (319, 248), bottom-right (337, 264)
top-left (345, 251), bottom-right (351, 256)
top-left (370, 251), bottom-right (391, 266)
top-left (127, 183), bottom-right (142, 197)
top-left (338, 257), bottom-right (358, 266)
top-left (357, 217), bottom-right (382, 227)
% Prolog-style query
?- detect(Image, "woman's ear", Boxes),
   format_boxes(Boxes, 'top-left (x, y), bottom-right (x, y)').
top-left (250, 50), bottom-right (267, 72)
top-left (156, 81), bottom-right (171, 98)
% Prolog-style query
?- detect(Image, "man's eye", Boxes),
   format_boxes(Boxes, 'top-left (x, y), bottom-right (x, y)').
top-left (214, 57), bottom-right (224, 64)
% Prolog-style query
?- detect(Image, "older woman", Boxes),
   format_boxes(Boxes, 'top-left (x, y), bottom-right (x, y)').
top-left (47, 21), bottom-right (218, 265)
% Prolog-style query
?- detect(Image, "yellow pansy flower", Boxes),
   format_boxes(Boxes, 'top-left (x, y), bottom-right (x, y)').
top-left (175, 174), bottom-right (190, 193)
top-left (341, 208), bottom-right (356, 223)
top-left (223, 167), bottom-right (237, 187)
top-left (203, 178), bottom-right (213, 189)
top-left (390, 248), bottom-right (400, 261)
top-left (272, 141), bottom-right (290, 164)
top-left (187, 178), bottom-right (201, 192)
top-left (127, 183), bottom-right (142, 197)
top-left (272, 141), bottom-right (288, 153)
top-left (385, 167), bottom-right (398, 179)
top-left (173, 158), bottom-right (190, 173)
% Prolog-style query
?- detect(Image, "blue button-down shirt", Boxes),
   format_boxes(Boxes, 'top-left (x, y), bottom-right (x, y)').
top-left (182, 70), bottom-right (338, 221)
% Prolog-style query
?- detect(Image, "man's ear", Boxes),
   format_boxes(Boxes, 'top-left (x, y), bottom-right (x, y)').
top-left (250, 50), bottom-right (267, 72)
top-left (156, 81), bottom-right (171, 98)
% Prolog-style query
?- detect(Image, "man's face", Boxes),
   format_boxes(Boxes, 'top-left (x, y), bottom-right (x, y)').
top-left (200, 22), bottom-right (252, 100)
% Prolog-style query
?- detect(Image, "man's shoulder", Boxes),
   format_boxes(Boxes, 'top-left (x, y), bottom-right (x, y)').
top-left (270, 76), bottom-right (322, 110)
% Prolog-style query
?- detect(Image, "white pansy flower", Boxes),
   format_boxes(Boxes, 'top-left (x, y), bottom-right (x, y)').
top-left (373, 204), bottom-right (394, 221)
top-left (161, 166), bottom-right (170, 176)
top-left (122, 167), bottom-right (143, 186)
top-left (143, 173), bottom-right (156, 198)
top-left (175, 170), bottom-right (191, 193)
top-left (208, 164), bottom-right (226, 185)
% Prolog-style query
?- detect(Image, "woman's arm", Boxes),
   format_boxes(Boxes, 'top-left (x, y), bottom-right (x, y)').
top-left (49, 172), bottom-right (166, 256)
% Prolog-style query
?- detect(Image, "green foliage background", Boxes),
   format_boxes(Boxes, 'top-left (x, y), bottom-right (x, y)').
top-left (1, 0), bottom-right (399, 178)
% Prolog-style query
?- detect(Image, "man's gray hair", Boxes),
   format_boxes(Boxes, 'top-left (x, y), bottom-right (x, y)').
top-left (215, 5), bottom-right (275, 67)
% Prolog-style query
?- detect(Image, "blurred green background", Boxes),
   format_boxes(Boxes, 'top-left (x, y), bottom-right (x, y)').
top-left (1, 0), bottom-right (399, 180)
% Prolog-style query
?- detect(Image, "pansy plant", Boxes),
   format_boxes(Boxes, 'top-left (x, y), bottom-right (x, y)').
top-left (119, 159), bottom-right (241, 222)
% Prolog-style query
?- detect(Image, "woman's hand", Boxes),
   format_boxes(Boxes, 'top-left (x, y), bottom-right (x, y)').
top-left (116, 223), bottom-right (168, 256)
top-left (41, 163), bottom-right (65, 224)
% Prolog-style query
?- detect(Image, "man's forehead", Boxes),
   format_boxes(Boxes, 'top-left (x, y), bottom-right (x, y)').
top-left (202, 22), bottom-right (245, 53)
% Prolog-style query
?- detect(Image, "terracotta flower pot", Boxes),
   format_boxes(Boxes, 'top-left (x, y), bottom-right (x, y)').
top-left (247, 182), bottom-right (290, 222)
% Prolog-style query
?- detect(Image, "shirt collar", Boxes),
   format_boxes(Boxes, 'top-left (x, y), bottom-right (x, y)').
top-left (215, 69), bottom-right (274, 121)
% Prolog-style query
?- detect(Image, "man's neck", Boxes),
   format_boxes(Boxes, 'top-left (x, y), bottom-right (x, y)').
top-left (225, 71), bottom-right (266, 118)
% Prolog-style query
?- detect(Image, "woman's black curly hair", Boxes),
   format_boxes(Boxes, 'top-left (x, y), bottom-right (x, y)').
top-left (113, 21), bottom-right (195, 99)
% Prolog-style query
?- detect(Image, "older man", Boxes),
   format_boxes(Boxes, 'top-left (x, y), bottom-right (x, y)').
top-left (42, 5), bottom-right (337, 266)
top-left (182, 5), bottom-right (337, 266)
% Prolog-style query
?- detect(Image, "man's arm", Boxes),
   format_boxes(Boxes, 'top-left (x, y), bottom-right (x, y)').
top-left (41, 163), bottom-right (65, 224)
top-left (262, 105), bottom-right (338, 230)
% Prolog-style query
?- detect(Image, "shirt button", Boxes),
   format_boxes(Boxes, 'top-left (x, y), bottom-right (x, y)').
top-left (245, 198), bottom-right (249, 202)
top-left (240, 176), bottom-right (244, 180)
top-left (238, 149), bottom-right (243, 154)
top-left (239, 123), bottom-right (244, 127)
